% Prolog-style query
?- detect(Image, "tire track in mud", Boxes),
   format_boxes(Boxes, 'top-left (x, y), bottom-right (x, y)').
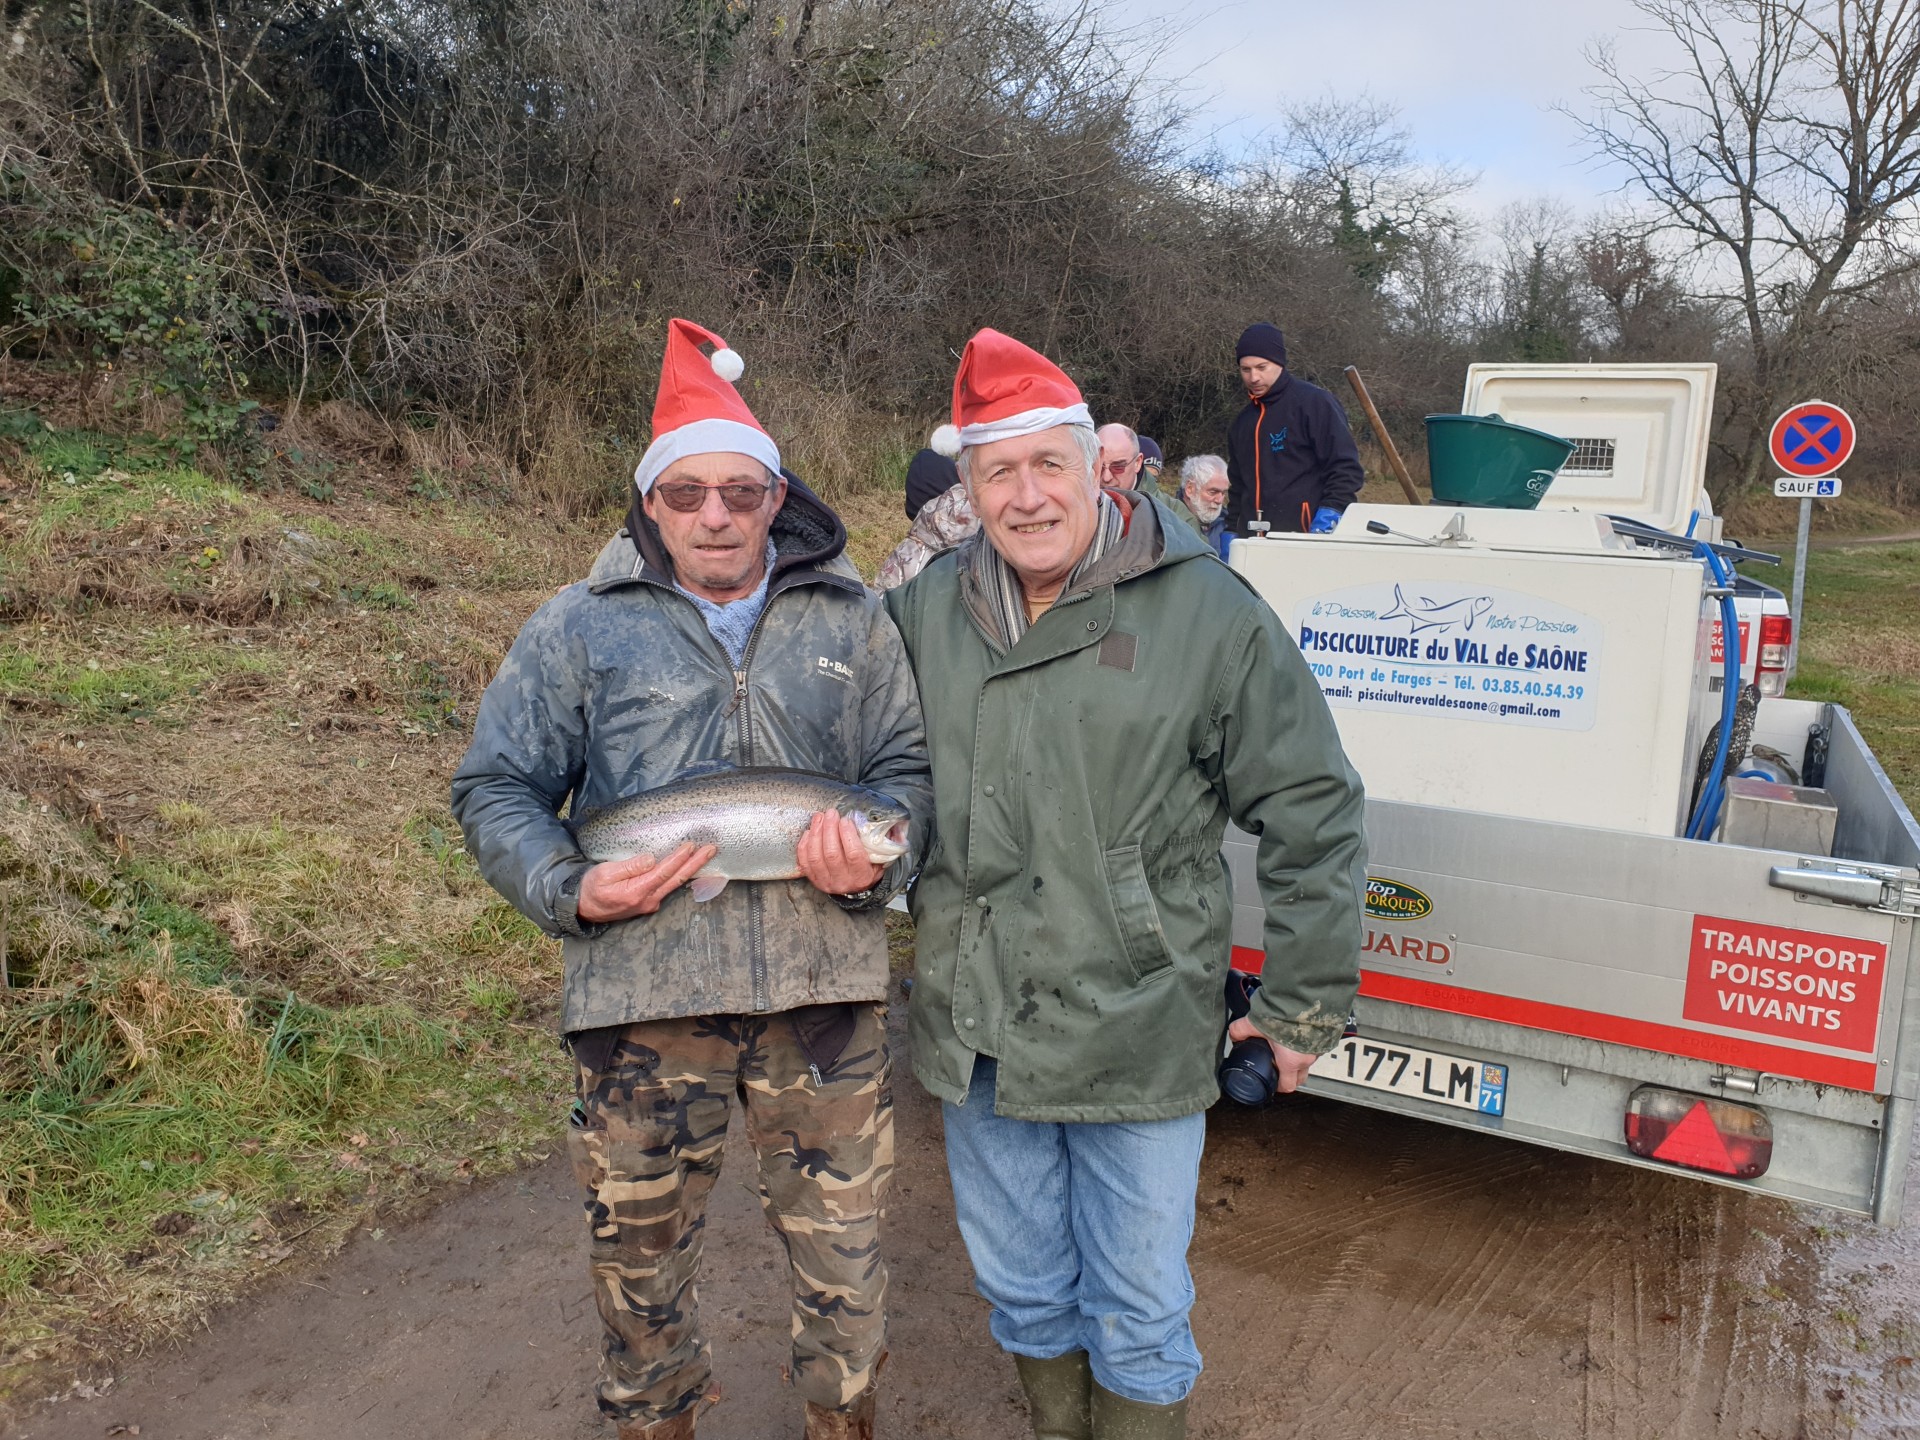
top-left (1189, 1097), bottom-right (1831, 1439)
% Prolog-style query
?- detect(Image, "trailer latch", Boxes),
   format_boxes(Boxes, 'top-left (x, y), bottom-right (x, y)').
top-left (1768, 861), bottom-right (1920, 917)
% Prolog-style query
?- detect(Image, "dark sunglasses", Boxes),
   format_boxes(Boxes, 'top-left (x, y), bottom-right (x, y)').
top-left (653, 481), bottom-right (773, 513)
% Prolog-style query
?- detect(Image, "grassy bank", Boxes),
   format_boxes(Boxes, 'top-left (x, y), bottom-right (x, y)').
top-left (0, 406), bottom-right (635, 1392)
top-left (1772, 539), bottom-right (1920, 800)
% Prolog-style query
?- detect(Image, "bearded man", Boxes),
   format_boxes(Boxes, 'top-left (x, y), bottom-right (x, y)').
top-left (1164, 453), bottom-right (1232, 559)
top-left (886, 329), bottom-right (1366, 1438)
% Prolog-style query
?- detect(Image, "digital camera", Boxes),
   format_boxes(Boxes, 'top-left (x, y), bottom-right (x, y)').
top-left (1218, 970), bottom-right (1278, 1106)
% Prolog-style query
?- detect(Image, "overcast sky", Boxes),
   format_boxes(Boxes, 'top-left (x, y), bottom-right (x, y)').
top-left (1103, 0), bottom-right (1682, 222)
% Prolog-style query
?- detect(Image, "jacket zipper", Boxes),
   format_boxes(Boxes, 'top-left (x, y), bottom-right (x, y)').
top-left (734, 604), bottom-right (776, 1014)
top-left (1253, 397), bottom-right (1267, 525)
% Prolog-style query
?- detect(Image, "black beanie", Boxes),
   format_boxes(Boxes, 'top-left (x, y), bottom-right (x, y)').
top-left (905, 448), bottom-right (961, 520)
top-left (1236, 322), bottom-right (1288, 369)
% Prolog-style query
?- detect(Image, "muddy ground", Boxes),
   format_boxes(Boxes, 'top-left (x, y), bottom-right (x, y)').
top-left (8, 999), bottom-right (1918, 1440)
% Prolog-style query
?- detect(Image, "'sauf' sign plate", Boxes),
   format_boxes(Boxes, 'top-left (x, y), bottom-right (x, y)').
top-left (1774, 476), bottom-right (1842, 498)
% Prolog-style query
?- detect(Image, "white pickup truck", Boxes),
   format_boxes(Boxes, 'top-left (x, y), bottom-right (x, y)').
top-left (1227, 363), bottom-right (1918, 1224)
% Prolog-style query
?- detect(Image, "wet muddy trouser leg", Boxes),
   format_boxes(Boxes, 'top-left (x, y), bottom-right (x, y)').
top-left (566, 1005), bottom-right (894, 1426)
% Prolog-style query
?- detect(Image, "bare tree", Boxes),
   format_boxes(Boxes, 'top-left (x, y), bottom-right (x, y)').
top-left (1578, 0), bottom-right (1920, 487)
top-left (1482, 200), bottom-right (1591, 362)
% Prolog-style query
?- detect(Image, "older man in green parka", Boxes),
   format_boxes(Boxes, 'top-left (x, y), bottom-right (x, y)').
top-left (885, 328), bottom-right (1367, 1440)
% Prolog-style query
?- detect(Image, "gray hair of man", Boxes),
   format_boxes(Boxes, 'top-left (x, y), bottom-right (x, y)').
top-left (956, 423), bottom-right (1104, 490)
top-left (1178, 453), bottom-right (1229, 496)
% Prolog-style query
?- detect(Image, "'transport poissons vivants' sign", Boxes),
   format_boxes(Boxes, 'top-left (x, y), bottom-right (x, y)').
top-left (1292, 582), bottom-right (1603, 732)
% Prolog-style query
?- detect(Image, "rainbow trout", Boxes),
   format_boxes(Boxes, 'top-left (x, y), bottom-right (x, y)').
top-left (569, 766), bottom-right (911, 902)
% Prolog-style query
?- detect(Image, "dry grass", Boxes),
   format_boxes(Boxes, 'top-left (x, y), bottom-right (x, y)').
top-left (0, 387), bottom-right (620, 1390)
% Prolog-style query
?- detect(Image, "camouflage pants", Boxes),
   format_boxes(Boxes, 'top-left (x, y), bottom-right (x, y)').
top-left (565, 1004), bottom-right (893, 1425)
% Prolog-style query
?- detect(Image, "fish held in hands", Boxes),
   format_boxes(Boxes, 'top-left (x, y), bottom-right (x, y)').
top-left (569, 767), bottom-right (911, 902)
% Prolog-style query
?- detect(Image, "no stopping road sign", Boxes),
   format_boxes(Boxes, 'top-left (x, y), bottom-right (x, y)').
top-left (1769, 401), bottom-right (1856, 478)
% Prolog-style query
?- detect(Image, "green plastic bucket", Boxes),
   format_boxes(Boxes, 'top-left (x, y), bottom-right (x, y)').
top-left (1424, 413), bottom-right (1576, 509)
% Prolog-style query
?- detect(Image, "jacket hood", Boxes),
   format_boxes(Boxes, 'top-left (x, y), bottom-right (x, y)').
top-left (597, 471), bottom-right (860, 592)
top-left (1072, 487), bottom-right (1214, 592)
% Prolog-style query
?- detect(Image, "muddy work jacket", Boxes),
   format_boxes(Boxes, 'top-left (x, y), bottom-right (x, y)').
top-left (452, 482), bottom-right (932, 1033)
top-left (885, 492), bottom-right (1367, 1123)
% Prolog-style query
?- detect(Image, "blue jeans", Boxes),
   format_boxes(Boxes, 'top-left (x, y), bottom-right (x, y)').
top-left (941, 1059), bottom-right (1206, 1405)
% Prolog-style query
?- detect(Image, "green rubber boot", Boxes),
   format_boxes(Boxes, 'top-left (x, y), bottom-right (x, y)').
top-left (1090, 1383), bottom-right (1188, 1440)
top-left (1013, 1351), bottom-right (1093, 1440)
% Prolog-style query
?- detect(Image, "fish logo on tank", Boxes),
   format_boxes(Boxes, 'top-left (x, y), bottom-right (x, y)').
top-left (1365, 877), bottom-right (1433, 922)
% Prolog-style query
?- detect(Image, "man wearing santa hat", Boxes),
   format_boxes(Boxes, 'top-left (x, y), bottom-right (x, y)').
top-left (885, 330), bottom-right (1366, 1438)
top-left (453, 319), bottom-right (931, 1440)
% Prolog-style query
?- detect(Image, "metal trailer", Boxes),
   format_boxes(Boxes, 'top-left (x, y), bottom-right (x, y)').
top-left (1224, 697), bottom-right (1920, 1224)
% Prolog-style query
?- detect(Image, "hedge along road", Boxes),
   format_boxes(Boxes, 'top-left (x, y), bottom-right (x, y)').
top-left (8, 998), bottom-right (1917, 1440)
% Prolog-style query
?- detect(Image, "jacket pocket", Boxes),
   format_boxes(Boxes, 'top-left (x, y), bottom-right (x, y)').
top-left (1103, 844), bottom-right (1175, 983)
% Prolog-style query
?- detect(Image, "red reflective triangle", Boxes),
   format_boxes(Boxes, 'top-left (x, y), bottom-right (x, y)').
top-left (1651, 1101), bottom-right (1738, 1174)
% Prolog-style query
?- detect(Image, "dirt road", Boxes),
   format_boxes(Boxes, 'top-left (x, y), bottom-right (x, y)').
top-left (9, 1000), bottom-right (1918, 1440)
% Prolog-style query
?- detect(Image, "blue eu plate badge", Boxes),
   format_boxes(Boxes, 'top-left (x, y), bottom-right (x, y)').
top-left (1477, 1063), bottom-right (1508, 1116)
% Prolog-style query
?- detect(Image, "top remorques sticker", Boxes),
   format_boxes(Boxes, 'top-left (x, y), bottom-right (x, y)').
top-left (1293, 582), bottom-right (1603, 731)
top-left (1365, 876), bottom-right (1432, 921)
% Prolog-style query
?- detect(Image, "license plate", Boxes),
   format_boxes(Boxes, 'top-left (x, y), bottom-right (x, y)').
top-left (1310, 1036), bottom-right (1509, 1117)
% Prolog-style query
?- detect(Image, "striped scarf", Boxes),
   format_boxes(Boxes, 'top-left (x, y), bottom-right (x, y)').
top-left (977, 492), bottom-right (1126, 652)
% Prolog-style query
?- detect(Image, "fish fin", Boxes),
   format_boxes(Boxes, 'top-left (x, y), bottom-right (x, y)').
top-left (688, 874), bottom-right (731, 903)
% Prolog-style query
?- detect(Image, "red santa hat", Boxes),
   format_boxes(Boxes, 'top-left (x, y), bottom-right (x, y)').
top-left (930, 328), bottom-right (1093, 458)
top-left (633, 319), bottom-right (781, 494)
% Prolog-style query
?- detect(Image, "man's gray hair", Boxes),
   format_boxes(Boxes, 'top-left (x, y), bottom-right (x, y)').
top-left (958, 425), bottom-right (1102, 489)
top-left (1175, 456), bottom-right (1221, 491)
top-left (1179, 454), bottom-right (1229, 492)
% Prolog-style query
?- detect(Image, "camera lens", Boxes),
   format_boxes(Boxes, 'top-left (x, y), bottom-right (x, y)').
top-left (1219, 1038), bottom-right (1278, 1106)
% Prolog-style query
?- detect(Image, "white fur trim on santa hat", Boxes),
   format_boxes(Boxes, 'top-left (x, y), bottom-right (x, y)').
top-left (930, 424), bottom-right (962, 457)
top-left (952, 403), bottom-right (1093, 451)
top-left (634, 417), bottom-right (782, 495)
top-left (710, 347), bottom-right (744, 382)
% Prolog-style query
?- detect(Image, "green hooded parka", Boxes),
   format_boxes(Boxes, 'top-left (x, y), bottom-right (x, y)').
top-left (885, 491), bottom-right (1366, 1122)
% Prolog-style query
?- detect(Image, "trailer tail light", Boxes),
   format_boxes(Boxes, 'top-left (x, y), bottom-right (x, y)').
top-left (1624, 1087), bottom-right (1772, 1178)
top-left (1756, 614), bottom-right (1792, 696)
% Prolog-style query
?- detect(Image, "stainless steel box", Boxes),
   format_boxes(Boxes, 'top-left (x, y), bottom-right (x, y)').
top-left (1720, 776), bottom-right (1839, 855)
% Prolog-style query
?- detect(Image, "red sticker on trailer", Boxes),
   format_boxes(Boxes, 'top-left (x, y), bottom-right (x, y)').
top-left (1682, 916), bottom-right (1887, 1053)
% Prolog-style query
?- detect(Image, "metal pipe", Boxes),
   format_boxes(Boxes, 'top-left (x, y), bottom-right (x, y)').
top-left (1789, 496), bottom-right (1812, 676)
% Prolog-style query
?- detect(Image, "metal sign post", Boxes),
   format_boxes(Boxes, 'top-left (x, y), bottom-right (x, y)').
top-left (1790, 497), bottom-right (1812, 675)
top-left (1767, 403), bottom-right (1856, 679)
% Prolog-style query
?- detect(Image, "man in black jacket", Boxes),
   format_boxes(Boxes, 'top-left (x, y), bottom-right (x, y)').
top-left (1224, 322), bottom-right (1364, 537)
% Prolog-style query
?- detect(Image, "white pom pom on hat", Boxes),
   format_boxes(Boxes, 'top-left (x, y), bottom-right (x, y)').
top-left (930, 423), bottom-right (963, 457)
top-left (710, 347), bottom-right (744, 382)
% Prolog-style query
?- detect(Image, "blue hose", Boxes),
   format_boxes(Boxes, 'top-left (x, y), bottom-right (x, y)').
top-left (1686, 545), bottom-right (1741, 840)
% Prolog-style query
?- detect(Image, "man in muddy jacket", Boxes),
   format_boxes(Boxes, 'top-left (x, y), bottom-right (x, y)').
top-left (1224, 322), bottom-right (1364, 536)
top-left (888, 329), bottom-right (1366, 1438)
top-left (452, 320), bottom-right (931, 1440)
